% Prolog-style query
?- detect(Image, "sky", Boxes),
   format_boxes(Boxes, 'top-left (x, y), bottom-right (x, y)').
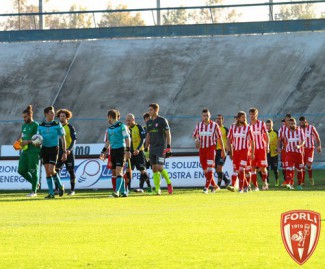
top-left (0, 0), bottom-right (324, 25)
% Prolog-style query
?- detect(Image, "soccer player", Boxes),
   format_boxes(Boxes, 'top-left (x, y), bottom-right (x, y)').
top-left (215, 114), bottom-right (230, 187)
top-left (38, 106), bottom-right (67, 199)
top-left (125, 113), bottom-right (151, 192)
top-left (278, 114), bottom-right (292, 185)
top-left (266, 119), bottom-right (279, 186)
top-left (144, 103), bottom-right (173, 195)
top-left (16, 105), bottom-right (41, 197)
top-left (227, 111), bottom-right (255, 193)
top-left (249, 108), bottom-right (269, 191)
top-left (55, 109), bottom-right (77, 195)
top-left (279, 118), bottom-right (305, 190)
top-left (100, 109), bottom-right (131, 197)
top-left (193, 109), bottom-right (225, 194)
top-left (299, 116), bottom-right (322, 186)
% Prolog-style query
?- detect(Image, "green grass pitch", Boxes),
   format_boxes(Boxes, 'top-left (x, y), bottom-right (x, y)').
top-left (0, 170), bottom-right (324, 269)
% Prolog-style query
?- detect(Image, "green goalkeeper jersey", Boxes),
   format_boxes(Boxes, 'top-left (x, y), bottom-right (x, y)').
top-left (21, 121), bottom-right (40, 154)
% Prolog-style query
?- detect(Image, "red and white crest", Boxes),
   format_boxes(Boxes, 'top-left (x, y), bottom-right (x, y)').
top-left (281, 210), bottom-right (321, 265)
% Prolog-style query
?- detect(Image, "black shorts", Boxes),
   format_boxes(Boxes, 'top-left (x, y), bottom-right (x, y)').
top-left (56, 151), bottom-right (75, 170)
top-left (41, 146), bottom-right (59, 165)
top-left (131, 151), bottom-right (146, 171)
top-left (215, 149), bottom-right (226, 166)
top-left (111, 148), bottom-right (125, 169)
top-left (267, 154), bottom-right (278, 170)
top-left (149, 147), bottom-right (165, 165)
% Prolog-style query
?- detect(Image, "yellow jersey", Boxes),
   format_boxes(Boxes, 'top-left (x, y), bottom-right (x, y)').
top-left (63, 123), bottom-right (77, 150)
top-left (129, 123), bottom-right (146, 152)
top-left (216, 126), bottom-right (228, 150)
top-left (268, 129), bottom-right (278, 157)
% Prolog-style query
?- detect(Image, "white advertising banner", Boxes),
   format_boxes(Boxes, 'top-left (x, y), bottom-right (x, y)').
top-left (0, 143), bottom-right (103, 157)
top-left (0, 156), bottom-right (233, 190)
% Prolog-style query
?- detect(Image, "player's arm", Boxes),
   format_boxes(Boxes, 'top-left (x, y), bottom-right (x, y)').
top-left (192, 124), bottom-right (200, 148)
top-left (296, 129), bottom-right (306, 150)
top-left (67, 124), bottom-right (77, 155)
top-left (249, 127), bottom-right (255, 159)
top-left (264, 125), bottom-right (270, 153)
top-left (144, 133), bottom-right (150, 150)
top-left (313, 127), bottom-right (322, 153)
top-left (100, 140), bottom-right (110, 160)
top-left (166, 129), bottom-right (171, 146)
top-left (122, 124), bottom-right (131, 160)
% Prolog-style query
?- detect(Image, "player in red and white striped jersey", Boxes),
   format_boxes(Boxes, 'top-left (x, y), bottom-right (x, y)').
top-left (281, 118), bottom-right (306, 190)
top-left (278, 114), bottom-right (292, 185)
top-left (227, 111), bottom-right (255, 193)
top-left (299, 116), bottom-right (322, 186)
top-left (249, 108), bottom-right (270, 191)
top-left (193, 109), bottom-right (226, 194)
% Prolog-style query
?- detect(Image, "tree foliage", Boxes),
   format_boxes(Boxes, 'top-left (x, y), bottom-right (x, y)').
top-left (277, 3), bottom-right (317, 20)
top-left (98, 4), bottom-right (145, 27)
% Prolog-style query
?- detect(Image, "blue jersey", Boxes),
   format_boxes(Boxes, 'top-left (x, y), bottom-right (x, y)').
top-left (38, 121), bottom-right (65, 147)
top-left (105, 121), bottom-right (129, 149)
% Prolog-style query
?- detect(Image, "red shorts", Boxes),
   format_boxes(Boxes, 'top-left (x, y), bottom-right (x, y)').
top-left (199, 146), bottom-right (216, 172)
top-left (252, 148), bottom-right (268, 168)
top-left (233, 149), bottom-right (249, 171)
top-left (281, 149), bottom-right (286, 169)
top-left (286, 152), bottom-right (304, 170)
top-left (303, 148), bottom-right (314, 164)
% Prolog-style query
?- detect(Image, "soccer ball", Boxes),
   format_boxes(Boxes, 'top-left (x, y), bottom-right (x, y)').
top-left (31, 134), bottom-right (43, 146)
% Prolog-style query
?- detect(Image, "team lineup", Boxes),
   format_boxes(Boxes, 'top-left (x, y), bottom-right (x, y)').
top-left (14, 103), bottom-right (322, 198)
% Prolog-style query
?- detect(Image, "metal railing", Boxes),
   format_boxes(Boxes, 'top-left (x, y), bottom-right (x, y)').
top-left (0, 1), bottom-right (324, 30)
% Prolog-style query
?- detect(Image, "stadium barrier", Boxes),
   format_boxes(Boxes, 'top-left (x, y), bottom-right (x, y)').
top-left (0, 154), bottom-right (233, 190)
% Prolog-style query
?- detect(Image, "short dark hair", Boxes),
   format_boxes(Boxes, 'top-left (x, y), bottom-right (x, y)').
top-left (299, 116), bottom-right (306, 121)
top-left (266, 119), bottom-right (272, 124)
top-left (56, 109), bottom-right (73, 120)
top-left (217, 114), bottom-right (224, 120)
top-left (23, 105), bottom-right (33, 116)
top-left (107, 109), bottom-right (118, 120)
top-left (143, 112), bottom-right (150, 120)
top-left (149, 103), bottom-right (159, 111)
top-left (249, 108), bottom-right (258, 114)
top-left (285, 113), bottom-right (291, 118)
top-left (44, 106), bottom-right (54, 114)
top-left (202, 108), bottom-right (210, 114)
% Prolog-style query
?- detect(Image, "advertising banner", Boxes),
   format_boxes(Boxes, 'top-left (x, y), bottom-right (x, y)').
top-left (0, 156), bottom-right (233, 190)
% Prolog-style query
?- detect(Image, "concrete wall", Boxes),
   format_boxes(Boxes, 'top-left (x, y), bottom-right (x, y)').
top-left (0, 32), bottom-right (324, 155)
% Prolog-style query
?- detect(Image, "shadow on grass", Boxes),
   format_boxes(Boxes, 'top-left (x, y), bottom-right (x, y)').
top-left (0, 188), bottom-right (202, 203)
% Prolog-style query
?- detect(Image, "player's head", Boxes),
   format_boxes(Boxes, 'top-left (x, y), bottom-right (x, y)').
top-left (289, 118), bottom-right (297, 130)
top-left (281, 118), bottom-right (285, 126)
top-left (56, 109), bottom-right (72, 124)
top-left (44, 106), bottom-right (55, 121)
top-left (201, 109), bottom-right (210, 123)
top-left (249, 108), bottom-right (258, 121)
top-left (107, 109), bottom-right (118, 125)
top-left (236, 111), bottom-right (247, 126)
top-left (266, 119), bottom-right (273, 131)
top-left (22, 105), bottom-right (33, 123)
top-left (126, 113), bottom-right (135, 127)
top-left (143, 112), bottom-right (150, 123)
top-left (149, 103), bottom-right (159, 117)
top-left (285, 113), bottom-right (291, 126)
top-left (216, 114), bottom-right (224, 126)
top-left (299, 116), bottom-right (307, 128)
